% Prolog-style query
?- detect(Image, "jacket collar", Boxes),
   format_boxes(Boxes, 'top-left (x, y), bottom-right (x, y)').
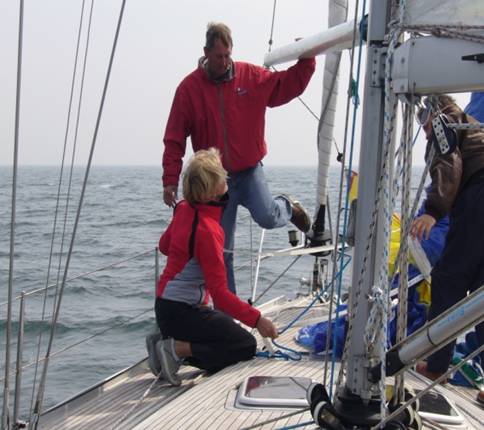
top-left (182, 192), bottom-right (229, 219)
top-left (198, 56), bottom-right (235, 83)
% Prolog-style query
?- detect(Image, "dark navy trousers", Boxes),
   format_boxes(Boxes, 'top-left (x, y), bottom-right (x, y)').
top-left (427, 178), bottom-right (484, 373)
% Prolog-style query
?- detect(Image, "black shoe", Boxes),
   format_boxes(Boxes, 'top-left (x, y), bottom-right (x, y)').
top-left (281, 195), bottom-right (311, 233)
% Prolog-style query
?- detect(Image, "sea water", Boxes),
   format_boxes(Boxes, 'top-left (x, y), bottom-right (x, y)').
top-left (0, 165), bottom-right (425, 418)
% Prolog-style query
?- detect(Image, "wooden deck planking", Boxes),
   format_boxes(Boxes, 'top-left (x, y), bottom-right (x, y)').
top-left (40, 365), bottom-right (204, 430)
top-left (151, 360), bottom-right (279, 430)
top-left (38, 296), bottom-right (483, 429)
top-left (143, 358), bottom-right (325, 429)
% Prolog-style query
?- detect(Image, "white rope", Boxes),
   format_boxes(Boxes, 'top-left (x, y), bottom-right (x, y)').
top-left (394, 101), bottom-right (414, 402)
top-left (389, 144), bottom-right (435, 285)
top-left (364, 286), bottom-right (387, 351)
top-left (399, 23), bottom-right (484, 45)
top-left (371, 0), bottom-right (409, 418)
top-left (448, 122), bottom-right (484, 130)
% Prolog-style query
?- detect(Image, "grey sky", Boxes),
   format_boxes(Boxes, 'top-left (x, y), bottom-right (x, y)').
top-left (0, 1), bottom-right (471, 167)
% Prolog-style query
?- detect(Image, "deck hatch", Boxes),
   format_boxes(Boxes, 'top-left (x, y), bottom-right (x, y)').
top-left (235, 376), bottom-right (312, 409)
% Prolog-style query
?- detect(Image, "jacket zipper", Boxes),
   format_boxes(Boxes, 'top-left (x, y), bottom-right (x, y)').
top-left (217, 84), bottom-right (231, 171)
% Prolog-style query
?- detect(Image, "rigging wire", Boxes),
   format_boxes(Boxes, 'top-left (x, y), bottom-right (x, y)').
top-left (51, 0), bottom-right (97, 314)
top-left (335, 2), bottom-right (405, 408)
top-left (373, 344), bottom-right (484, 430)
top-left (2, 1), bottom-right (24, 428)
top-left (28, 0), bottom-right (90, 422)
top-left (29, 1), bottom-right (128, 427)
top-left (265, 0), bottom-right (341, 156)
top-left (324, 0), bottom-right (364, 396)
top-left (252, 255), bottom-right (301, 305)
top-left (356, 1), bottom-right (410, 419)
top-left (256, 253), bottom-right (351, 362)
top-left (0, 308), bottom-right (153, 385)
top-left (267, 0), bottom-right (277, 53)
top-left (1, 248), bottom-right (154, 306)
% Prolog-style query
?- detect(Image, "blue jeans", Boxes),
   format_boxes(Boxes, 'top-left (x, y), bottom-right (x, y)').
top-left (221, 163), bottom-right (292, 294)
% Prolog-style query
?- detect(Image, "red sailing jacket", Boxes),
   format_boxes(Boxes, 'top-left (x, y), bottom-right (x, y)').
top-left (162, 58), bottom-right (316, 186)
top-left (157, 200), bottom-right (261, 328)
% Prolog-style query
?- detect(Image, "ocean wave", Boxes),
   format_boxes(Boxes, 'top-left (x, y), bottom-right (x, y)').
top-left (145, 218), bottom-right (166, 227)
top-left (0, 312), bottom-right (154, 337)
top-left (99, 315), bottom-right (154, 333)
top-left (0, 319), bottom-right (75, 335)
top-left (111, 289), bottom-right (153, 300)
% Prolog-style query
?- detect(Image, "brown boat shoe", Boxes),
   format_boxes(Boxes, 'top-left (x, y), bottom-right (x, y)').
top-left (281, 195), bottom-right (311, 233)
top-left (477, 390), bottom-right (484, 406)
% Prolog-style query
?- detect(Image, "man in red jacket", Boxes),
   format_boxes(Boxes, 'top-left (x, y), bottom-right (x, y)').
top-left (162, 22), bottom-right (316, 294)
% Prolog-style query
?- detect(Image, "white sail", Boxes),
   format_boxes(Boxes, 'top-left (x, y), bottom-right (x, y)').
top-left (404, 0), bottom-right (484, 31)
top-left (313, 0), bottom-right (349, 240)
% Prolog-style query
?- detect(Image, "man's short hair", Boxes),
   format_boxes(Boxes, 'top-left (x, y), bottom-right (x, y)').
top-left (205, 22), bottom-right (232, 50)
top-left (417, 94), bottom-right (461, 124)
top-left (424, 94), bottom-right (458, 112)
top-left (182, 148), bottom-right (227, 205)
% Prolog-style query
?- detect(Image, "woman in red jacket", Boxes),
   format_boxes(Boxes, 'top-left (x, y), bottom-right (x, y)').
top-left (154, 148), bottom-right (277, 385)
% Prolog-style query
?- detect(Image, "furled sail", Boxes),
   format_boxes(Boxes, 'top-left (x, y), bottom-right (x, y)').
top-left (263, 1), bottom-right (357, 243)
top-left (313, 0), bottom-right (349, 244)
top-left (404, 0), bottom-right (484, 32)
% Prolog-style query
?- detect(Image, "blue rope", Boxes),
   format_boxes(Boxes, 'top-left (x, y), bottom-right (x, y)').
top-left (349, 78), bottom-right (360, 106)
top-left (256, 253), bottom-right (352, 362)
top-left (330, 0), bottom-right (368, 399)
top-left (278, 252), bottom-right (351, 335)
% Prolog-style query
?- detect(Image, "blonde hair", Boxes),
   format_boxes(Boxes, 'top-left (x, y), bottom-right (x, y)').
top-left (182, 148), bottom-right (227, 205)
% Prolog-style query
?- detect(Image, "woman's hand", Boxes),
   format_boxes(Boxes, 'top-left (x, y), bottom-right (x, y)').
top-left (411, 214), bottom-right (436, 241)
top-left (256, 316), bottom-right (278, 339)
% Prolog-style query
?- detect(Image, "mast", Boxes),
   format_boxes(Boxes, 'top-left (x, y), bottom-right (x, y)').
top-left (338, 0), bottom-right (484, 423)
top-left (334, 0), bottom-right (392, 422)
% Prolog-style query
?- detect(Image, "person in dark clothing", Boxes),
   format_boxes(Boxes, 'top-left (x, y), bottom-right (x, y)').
top-left (465, 92), bottom-right (484, 123)
top-left (153, 148), bottom-right (278, 386)
top-left (411, 95), bottom-right (484, 403)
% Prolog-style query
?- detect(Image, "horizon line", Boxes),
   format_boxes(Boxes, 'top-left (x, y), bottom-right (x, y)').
top-left (0, 163), bottom-right (429, 168)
